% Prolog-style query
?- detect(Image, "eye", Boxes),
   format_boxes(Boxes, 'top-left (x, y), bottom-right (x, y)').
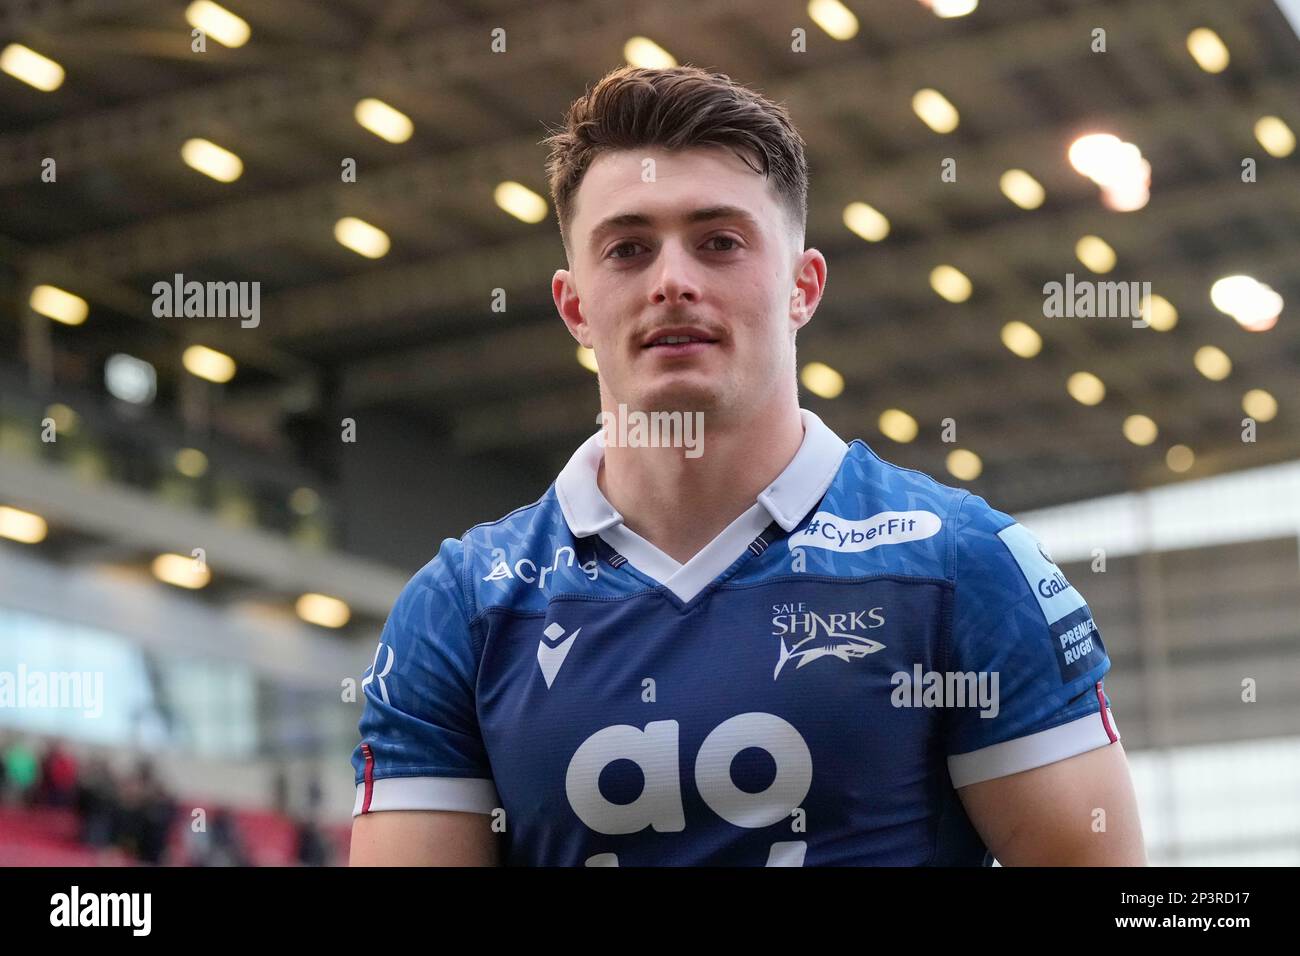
top-left (705, 235), bottom-right (739, 252)
top-left (608, 241), bottom-right (644, 259)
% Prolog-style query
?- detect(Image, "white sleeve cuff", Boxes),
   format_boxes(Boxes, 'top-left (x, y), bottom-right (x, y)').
top-left (353, 776), bottom-right (500, 816)
top-left (947, 707), bottom-right (1120, 788)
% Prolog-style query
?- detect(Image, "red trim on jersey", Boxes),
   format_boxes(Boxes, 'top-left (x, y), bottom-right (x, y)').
top-left (1095, 682), bottom-right (1118, 743)
top-left (361, 743), bottom-right (375, 813)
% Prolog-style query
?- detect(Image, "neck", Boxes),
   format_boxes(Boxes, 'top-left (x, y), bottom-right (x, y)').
top-left (597, 396), bottom-right (805, 565)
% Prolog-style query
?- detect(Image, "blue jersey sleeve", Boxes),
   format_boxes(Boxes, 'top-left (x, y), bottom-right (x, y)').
top-left (350, 537), bottom-right (499, 816)
top-left (943, 493), bottom-right (1119, 788)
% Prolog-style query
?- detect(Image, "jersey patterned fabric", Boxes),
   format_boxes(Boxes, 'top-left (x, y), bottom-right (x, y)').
top-left (352, 410), bottom-right (1119, 866)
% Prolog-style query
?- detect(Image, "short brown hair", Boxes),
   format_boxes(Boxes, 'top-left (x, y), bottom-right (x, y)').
top-left (543, 65), bottom-right (809, 260)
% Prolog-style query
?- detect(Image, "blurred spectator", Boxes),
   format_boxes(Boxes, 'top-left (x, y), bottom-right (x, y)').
top-left (73, 757), bottom-right (119, 848)
top-left (38, 742), bottom-right (78, 807)
top-left (2, 735), bottom-right (343, 866)
top-left (294, 816), bottom-right (331, 866)
top-left (186, 808), bottom-right (248, 866)
top-left (272, 769), bottom-right (289, 817)
top-left (1, 737), bottom-right (38, 805)
top-left (116, 759), bottom-right (176, 864)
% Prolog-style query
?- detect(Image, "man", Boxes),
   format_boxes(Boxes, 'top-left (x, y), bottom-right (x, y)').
top-left (350, 65), bottom-right (1145, 866)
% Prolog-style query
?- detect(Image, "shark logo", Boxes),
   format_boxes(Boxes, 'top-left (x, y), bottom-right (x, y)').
top-left (770, 604), bottom-right (887, 679)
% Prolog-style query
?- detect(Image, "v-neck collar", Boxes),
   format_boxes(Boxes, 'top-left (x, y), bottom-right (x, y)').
top-left (555, 409), bottom-right (849, 603)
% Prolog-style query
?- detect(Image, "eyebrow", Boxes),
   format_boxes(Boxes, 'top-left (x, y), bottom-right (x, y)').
top-left (587, 205), bottom-right (761, 251)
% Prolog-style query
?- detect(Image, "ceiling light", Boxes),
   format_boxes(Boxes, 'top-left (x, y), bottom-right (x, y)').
top-left (1254, 115), bottom-right (1295, 158)
top-left (843, 202), bottom-right (890, 242)
top-left (182, 344), bottom-right (236, 383)
top-left (152, 552), bottom-right (211, 589)
top-left (0, 43), bottom-right (64, 91)
top-left (354, 98), bottom-right (414, 144)
top-left (296, 593), bottom-right (351, 628)
top-left (878, 409), bottom-right (918, 443)
top-left (623, 36), bottom-right (677, 67)
top-left (105, 353), bottom-right (157, 405)
top-left (801, 362), bottom-right (845, 399)
top-left (334, 216), bottom-right (391, 258)
top-left (1123, 414), bottom-right (1158, 446)
top-left (1139, 293), bottom-right (1178, 331)
top-left (30, 285), bottom-right (88, 325)
top-left (1210, 274), bottom-right (1282, 331)
top-left (1067, 372), bottom-right (1105, 406)
top-left (1075, 235), bottom-right (1116, 273)
top-left (930, 264), bottom-right (971, 303)
top-left (1186, 27), bottom-right (1229, 73)
top-left (808, 0), bottom-right (859, 40)
top-left (185, 1), bottom-right (251, 48)
top-left (1193, 345), bottom-right (1232, 381)
top-left (1166, 445), bottom-right (1195, 473)
top-left (0, 506), bottom-right (47, 544)
top-left (912, 88), bottom-right (959, 134)
top-left (946, 449), bottom-right (982, 481)
top-left (175, 448), bottom-right (209, 478)
top-left (929, 0), bottom-right (979, 17)
top-left (1242, 389), bottom-right (1277, 422)
top-left (1000, 321), bottom-right (1042, 358)
top-left (494, 181), bottom-right (548, 224)
top-left (999, 169), bottom-right (1045, 210)
top-left (44, 404), bottom-right (79, 435)
top-left (180, 138), bottom-right (243, 182)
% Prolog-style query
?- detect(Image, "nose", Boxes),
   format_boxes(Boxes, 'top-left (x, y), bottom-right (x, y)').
top-left (649, 239), bottom-right (700, 306)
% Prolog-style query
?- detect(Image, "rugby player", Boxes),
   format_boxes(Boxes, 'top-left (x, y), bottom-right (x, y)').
top-left (350, 65), bottom-right (1146, 866)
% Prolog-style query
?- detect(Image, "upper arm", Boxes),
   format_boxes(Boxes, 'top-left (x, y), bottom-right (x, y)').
top-left (957, 740), bottom-right (1146, 865)
top-left (943, 496), bottom-right (1143, 863)
top-left (350, 538), bottom-right (501, 862)
top-left (350, 810), bottom-right (499, 867)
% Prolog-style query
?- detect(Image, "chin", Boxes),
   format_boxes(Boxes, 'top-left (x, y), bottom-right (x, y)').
top-left (635, 379), bottom-right (722, 415)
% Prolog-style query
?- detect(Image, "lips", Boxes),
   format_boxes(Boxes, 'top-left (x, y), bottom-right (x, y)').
top-left (640, 326), bottom-right (720, 349)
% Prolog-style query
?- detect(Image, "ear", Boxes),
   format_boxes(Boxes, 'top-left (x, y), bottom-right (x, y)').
top-left (789, 248), bottom-right (827, 332)
top-left (553, 268), bottom-right (590, 346)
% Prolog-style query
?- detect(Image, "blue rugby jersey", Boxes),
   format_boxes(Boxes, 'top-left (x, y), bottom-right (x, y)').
top-left (351, 410), bottom-right (1119, 866)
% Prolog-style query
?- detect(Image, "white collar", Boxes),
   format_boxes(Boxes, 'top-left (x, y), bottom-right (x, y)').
top-left (554, 409), bottom-right (849, 601)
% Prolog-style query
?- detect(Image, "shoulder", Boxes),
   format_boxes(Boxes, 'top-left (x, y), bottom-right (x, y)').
top-left (804, 440), bottom-right (976, 580)
top-left (839, 440), bottom-right (973, 522)
top-left (381, 490), bottom-right (566, 656)
top-left (457, 487), bottom-right (603, 616)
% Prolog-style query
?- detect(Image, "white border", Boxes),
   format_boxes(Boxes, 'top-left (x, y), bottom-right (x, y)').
top-left (947, 708), bottom-right (1120, 788)
top-left (353, 776), bottom-right (500, 816)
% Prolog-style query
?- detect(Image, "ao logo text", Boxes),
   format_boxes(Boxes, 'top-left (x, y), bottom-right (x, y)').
top-left (567, 713), bottom-right (812, 866)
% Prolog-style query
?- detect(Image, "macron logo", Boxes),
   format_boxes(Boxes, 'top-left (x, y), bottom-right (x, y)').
top-left (537, 622), bottom-right (581, 689)
top-left (791, 510), bottom-right (941, 553)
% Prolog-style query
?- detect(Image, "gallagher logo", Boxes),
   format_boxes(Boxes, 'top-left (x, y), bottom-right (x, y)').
top-left (1038, 569), bottom-right (1072, 598)
top-left (769, 602), bottom-right (886, 679)
top-left (1034, 540), bottom-right (1074, 599)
